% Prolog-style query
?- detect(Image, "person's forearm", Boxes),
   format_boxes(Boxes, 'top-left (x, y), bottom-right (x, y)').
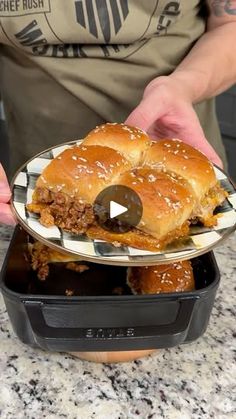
top-left (169, 22), bottom-right (236, 104)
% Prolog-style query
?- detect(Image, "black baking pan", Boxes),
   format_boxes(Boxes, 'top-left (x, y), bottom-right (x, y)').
top-left (0, 226), bottom-right (220, 352)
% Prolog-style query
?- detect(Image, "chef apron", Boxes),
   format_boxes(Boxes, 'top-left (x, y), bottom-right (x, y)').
top-left (0, 0), bottom-right (226, 176)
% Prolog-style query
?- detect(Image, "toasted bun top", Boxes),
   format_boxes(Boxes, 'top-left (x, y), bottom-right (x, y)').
top-left (143, 139), bottom-right (217, 201)
top-left (117, 167), bottom-right (195, 239)
top-left (36, 144), bottom-right (132, 203)
top-left (128, 260), bottom-right (194, 294)
top-left (83, 123), bottom-right (151, 165)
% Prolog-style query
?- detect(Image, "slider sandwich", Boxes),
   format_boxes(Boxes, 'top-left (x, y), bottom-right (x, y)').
top-left (27, 123), bottom-right (227, 251)
top-left (29, 241), bottom-right (195, 296)
top-left (127, 260), bottom-right (195, 295)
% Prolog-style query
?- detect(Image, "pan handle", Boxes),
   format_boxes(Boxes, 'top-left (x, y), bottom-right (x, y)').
top-left (24, 297), bottom-right (198, 351)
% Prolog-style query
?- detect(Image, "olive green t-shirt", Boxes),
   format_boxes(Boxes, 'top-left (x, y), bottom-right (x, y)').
top-left (0, 0), bottom-right (226, 174)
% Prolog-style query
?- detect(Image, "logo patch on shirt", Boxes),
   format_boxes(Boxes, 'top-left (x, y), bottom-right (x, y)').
top-left (0, 0), bottom-right (51, 17)
top-left (75, 0), bottom-right (129, 43)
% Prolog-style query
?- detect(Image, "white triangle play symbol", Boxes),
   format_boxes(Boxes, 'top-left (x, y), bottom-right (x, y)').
top-left (109, 201), bottom-right (128, 219)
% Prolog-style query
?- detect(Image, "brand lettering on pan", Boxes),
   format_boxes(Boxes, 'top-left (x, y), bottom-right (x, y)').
top-left (85, 327), bottom-right (135, 339)
top-left (0, 0), bottom-right (50, 15)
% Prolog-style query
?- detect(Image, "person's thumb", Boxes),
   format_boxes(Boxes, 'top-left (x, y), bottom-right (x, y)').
top-left (0, 203), bottom-right (16, 225)
top-left (0, 164), bottom-right (16, 225)
top-left (125, 95), bottom-right (164, 131)
top-left (0, 163), bottom-right (11, 204)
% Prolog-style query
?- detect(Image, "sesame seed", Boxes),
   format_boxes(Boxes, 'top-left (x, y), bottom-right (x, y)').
top-left (95, 161), bottom-right (108, 173)
top-left (98, 173), bottom-right (107, 179)
top-left (77, 164), bottom-right (87, 170)
top-left (41, 176), bottom-right (46, 184)
top-left (148, 174), bottom-right (156, 182)
top-left (172, 202), bottom-right (181, 209)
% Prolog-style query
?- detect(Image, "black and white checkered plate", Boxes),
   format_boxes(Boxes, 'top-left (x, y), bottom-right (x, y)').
top-left (11, 141), bottom-right (236, 266)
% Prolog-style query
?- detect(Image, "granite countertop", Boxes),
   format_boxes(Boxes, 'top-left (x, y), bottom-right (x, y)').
top-left (0, 225), bottom-right (235, 419)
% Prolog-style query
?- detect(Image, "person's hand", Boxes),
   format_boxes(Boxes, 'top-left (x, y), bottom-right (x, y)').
top-left (0, 163), bottom-right (16, 225)
top-left (125, 76), bottom-right (223, 168)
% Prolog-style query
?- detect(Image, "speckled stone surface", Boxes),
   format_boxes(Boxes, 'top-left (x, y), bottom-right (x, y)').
top-left (0, 225), bottom-right (235, 419)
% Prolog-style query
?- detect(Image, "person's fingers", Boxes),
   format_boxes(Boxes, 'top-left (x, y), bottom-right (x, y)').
top-left (177, 128), bottom-right (223, 168)
top-left (199, 145), bottom-right (223, 169)
top-left (198, 146), bottom-right (223, 168)
top-left (0, 203), bottom-right (16, 225)
top-left (0, 164), bottom-right (11, 203)
top-left (125, 96), bottom-right (165, 131)
top-left (125, 89), bottom-right (223, 168)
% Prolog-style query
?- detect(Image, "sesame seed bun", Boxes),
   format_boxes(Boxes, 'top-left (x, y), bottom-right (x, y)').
top-left (83, 123), bottom-right (151, 165)
top-left (143, 139), bottom-right (217, 202)
top-left (35, 144), bottom-right (132, 204)
top-left (127, 260), bottom-right (194, 295)
top-left (117, 168), bottom-right (195, 241)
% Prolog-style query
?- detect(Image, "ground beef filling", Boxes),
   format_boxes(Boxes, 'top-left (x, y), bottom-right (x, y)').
top-left (29, 187), bottom-right (190, 249)
top-left (191, 183), bottom-right (228, 227)
top-left (34, 188), bottom-right (95, 234)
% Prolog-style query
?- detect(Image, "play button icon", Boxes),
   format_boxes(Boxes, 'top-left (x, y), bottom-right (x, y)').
top-left (110, 201), bottom-right (128, 219)
top-left (94, 185), bottom-right (143, 233)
